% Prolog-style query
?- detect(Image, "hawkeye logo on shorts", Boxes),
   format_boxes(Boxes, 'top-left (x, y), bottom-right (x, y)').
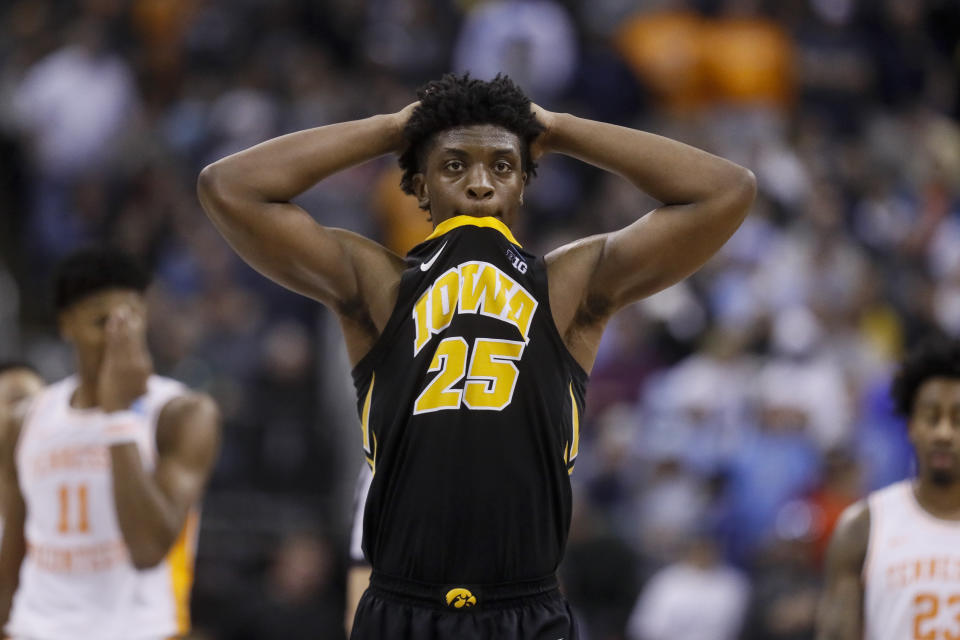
top-left (412, 261), bottom-right (538, 355)
top-left (445, 587), bottom-right (477, 609)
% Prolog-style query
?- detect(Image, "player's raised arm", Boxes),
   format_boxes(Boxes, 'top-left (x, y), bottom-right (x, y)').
top-left (99, 307), bottom-right (221, 569)
top-left (816, 501), bottom-right (869, 640)
top-left (197, 106), bottom-right (414, 356)
top-left (538, 106), bottom-right (756, 369)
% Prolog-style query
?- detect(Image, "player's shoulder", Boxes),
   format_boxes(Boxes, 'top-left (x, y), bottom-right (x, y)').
top-left (827, 499), bottom-right (871, 571)
top-left (148, 376), bottom-right (216, 427)
top-left (835, 499), bottom-right (871, 539)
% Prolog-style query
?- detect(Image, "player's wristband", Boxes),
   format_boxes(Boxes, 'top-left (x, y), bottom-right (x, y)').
top-left (100, 410), bottom-right (145, 447)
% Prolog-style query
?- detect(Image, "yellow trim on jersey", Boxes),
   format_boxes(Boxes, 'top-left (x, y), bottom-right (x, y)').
top-left (568, 383), bottom-right (580, 464)
top-left (361, 374), bottom-right (375, 454)
top-left (168, 510), bottom-right (198, 636)
top-left (424, 215), bottom-right (522, 247)
top-left (367, 432), bottom-right (379, 476)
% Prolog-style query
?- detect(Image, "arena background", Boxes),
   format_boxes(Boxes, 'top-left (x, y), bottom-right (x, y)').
top-left (0, 0), bottom-right (958, 638)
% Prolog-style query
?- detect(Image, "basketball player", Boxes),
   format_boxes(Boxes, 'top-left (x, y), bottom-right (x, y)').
top-left (0, 363), bottom-right (44, 543)
top-left (0, 249), bottom-right (221, 640)
top-left (198, 73), bottom-right (756, 638)
top-left (817, 337), bottom-right (960, 640)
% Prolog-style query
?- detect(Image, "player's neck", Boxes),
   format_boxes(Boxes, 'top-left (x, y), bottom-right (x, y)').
top-left (70, 375), bottom-right (100, 410)
top-left (913, 478), bottom-right (960, 521)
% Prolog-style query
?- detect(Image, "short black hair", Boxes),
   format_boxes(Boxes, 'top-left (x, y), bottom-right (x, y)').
top-left (891, 337), bottom-right (960, 417)
top-left (53, 248), bottom-right (152, 313)
top-left (398, 73), bottom-right (545, 206)
top-left (0, 361), bottom-right (39, 377)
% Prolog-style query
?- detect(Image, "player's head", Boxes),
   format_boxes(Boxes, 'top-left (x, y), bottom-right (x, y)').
top-left (891, 337), bottom-right (960, 486)
top-left (0, 361), bottom-right (43, 412)
top-left (399, 73), bottom-right (544, 228)
top-left (54, 248), bottom-right (151, 374)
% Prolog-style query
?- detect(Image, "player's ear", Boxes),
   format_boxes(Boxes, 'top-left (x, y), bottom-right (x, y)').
top-left (412, 173), bottom-right (429, 209)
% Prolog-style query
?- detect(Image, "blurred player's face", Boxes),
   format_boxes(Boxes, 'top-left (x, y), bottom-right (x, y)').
top-left (0, 368), bottom-right (43, 412)
top-left (908, 377), bottom-right (960, 486)
top-left (59, 289), bottom-right (147, 378)
top-left (414, 125), bottom-right (527, 228)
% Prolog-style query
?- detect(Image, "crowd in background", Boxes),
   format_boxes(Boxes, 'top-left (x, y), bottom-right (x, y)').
top-left (0, 0), bottom-right (958, 638)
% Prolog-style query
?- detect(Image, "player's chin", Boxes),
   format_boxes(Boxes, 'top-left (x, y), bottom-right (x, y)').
top-left (930, 469), bottom-right (957, 486)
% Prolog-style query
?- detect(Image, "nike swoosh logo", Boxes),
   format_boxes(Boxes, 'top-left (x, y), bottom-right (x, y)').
top-left (420, 242), bottom-right (447, 271)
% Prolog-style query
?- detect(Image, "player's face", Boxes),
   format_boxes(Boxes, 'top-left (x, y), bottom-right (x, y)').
top-left (0, 369), bottom-right (43, 412)
top-left (414, 125), bottom-right (527, 228)
top-left (908, 377), bottom-right (960, 486)
top-left (59, 289), bottom-right (147, 374)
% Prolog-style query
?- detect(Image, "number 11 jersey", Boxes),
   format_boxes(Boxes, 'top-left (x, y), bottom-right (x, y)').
top-left (352, 215), bottom-right (587, 585)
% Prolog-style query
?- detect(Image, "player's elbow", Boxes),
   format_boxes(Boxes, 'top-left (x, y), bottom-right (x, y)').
top-left (726, 166), bottom-right (757, 216)
top-left (197, 162), bottom-right (231, 215)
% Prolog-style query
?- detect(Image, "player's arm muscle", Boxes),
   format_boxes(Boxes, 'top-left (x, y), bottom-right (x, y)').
top-left (111, 394), bottom-right (220, 569)
top-left (816, 500), bottom-right (869, 640)
top-left (543, 112), bottom-right (755, 369)
top-left (197, 114), bottom-right (407, 329)
top-left (0, 410), bottom-right (26, 627)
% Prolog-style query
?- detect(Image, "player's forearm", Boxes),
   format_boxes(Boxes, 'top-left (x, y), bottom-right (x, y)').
top-left (110, 444), bottom-right (180, 569)
top-left (546, 113), bottom-right (754, 206)
top-left (198, 114), bottom-right (403, 204)
top-left (0, 518), bottom-right (25, 627)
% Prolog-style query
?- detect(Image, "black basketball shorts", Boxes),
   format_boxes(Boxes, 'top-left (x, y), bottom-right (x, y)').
top-left (350, 572), bottom-right (580, 640)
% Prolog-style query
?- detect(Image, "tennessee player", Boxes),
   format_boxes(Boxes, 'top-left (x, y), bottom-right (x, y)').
top-left (0, 362), bottom-right (44, 543)
top-left (818, 337), bottom-right (960, 640)
top-left (0, 248), bottom-right (220, 640)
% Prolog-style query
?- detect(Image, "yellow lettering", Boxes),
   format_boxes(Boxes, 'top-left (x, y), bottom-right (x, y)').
top-left (460, 263), bottom-right (508, 317)
top-left (413, 290), bottom-right (431, 355)
top-left (430, 269), bottom-right (460, 336)
top-left (506, 286), bottom-right (537, 340)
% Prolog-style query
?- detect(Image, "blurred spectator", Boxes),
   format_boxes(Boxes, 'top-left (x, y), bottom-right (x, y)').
top-left (614, 2), bottom-right (706, 115)
top-left (563, 497), bottom-right (641, 640)
top-left (226, 532), bottom-right (346, 640)
top-left (453, 0), bottom-right (578, 101)
top-left (626, 535), bottom-right (749, 640)
top-left (742, 536), bottom-right (820, 640)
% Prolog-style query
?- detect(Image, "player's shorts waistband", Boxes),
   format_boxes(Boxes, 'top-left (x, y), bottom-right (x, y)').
top-left (369, 571), bottom-right (559, 610)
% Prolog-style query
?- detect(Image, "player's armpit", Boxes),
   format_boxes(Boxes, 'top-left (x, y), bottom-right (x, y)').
top-left (816, 500), bottom-right (870, 640)
top-left (111, 393), bottom-right (220, 569)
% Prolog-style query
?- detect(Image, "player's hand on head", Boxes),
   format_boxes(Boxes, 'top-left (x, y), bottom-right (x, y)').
top-left (391, 101), bottom-right (421, 151)
top-left (529, 103), bottom-right (556, 161)
top-left (98, 305), bottom-right (153, 412)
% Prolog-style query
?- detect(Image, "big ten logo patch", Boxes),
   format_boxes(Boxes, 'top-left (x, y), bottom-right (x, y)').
top-left (505, 248), bottom-right (527, 273)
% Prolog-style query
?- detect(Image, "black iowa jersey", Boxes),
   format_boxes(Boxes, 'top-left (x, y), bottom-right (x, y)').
top-left (352, 216), bottom-right (587, 585)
